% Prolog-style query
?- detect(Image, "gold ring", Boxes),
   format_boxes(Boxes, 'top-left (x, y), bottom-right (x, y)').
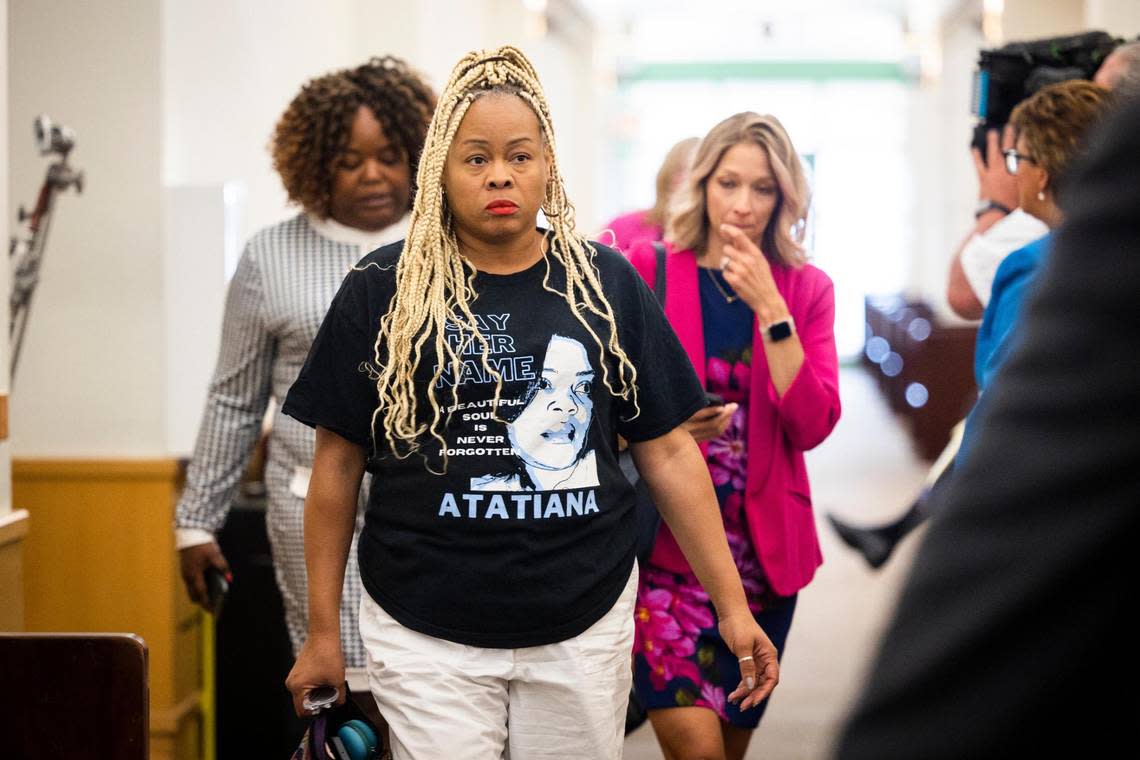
top-left (738, 655), bottom-right (754, 663)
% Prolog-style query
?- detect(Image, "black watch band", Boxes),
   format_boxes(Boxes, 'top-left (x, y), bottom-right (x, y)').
top-left (974, 199), bottom-right (1012, 219)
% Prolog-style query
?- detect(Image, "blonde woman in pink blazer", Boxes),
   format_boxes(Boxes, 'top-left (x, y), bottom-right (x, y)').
top-left (626, 112), bottom-right (840, 760)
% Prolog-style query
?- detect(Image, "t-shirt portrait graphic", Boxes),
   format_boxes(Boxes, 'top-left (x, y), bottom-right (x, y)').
top-left (470, 334), bottom-right (600, 492)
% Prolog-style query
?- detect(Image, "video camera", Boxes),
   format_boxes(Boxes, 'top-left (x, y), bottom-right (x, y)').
top-left (970, 30), bottom-right (1120, 159)
top-left (34, 114), bottom-right (76, 158)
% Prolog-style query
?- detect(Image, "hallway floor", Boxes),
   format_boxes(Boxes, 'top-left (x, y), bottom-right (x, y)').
top-left (624, 367), bottom-right (931, 759)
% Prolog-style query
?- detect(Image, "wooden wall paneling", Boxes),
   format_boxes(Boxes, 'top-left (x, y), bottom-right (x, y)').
top-left (0, 510), bottom-right (30, 630)
top-left (13, 459), bottom-right (201, 760)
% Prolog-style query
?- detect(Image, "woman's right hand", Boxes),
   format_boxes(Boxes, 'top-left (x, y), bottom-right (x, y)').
top-left (973, 125), bottom-right (1019, 212)
top-left (179, 542), bottom-right (231, 611)
top-left (682, 402), bottom-right (738, 443)
top-left (719, 610), bottom-right (781, 709)
top-left (286, 632), bottom-right (347, 717)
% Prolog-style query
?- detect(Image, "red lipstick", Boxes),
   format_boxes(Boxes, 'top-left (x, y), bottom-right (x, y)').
top-left (486, 199), bottom-right (519, 216)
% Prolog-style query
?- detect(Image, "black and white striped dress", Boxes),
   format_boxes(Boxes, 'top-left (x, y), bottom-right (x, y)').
top-left (176, 212), bottom-right (407, 668)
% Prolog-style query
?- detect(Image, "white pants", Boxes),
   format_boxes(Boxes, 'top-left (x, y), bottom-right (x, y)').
top-left (359, 566), bottom-right (638, 760)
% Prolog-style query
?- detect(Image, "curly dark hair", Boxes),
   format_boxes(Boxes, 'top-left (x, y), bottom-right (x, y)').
top-left (272, 56), bottom-right (436, 218)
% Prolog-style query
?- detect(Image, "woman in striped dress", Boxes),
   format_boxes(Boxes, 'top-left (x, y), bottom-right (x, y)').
top-left (174, 57), bottom-right (435, 677)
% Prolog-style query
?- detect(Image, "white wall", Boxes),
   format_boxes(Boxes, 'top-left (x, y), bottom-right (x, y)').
top-left (164, 0), bottom-right (580, 243)
top-left (1004, 0), bottom-right (1086, 40)
top-left (163, 0), bottom-right (591, 243)
top-left (163, 186), bottom-right (237, 455)
top-left (529, 2), bottom-right (600, 229)
top-left (163, 0), bottom-right (365, 245)
top-left (905, 10), bottom-right (985, 320)
top-left (1085, 0), bottom-right (1140, 32)
top-left (7, 0), bottom-right (165, 457)
top-left (356, 0), bottom-right (598, 226)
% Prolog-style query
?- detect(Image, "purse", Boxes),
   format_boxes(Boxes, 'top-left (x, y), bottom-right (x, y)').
top-left (290, 685), bottom-right (386, 760)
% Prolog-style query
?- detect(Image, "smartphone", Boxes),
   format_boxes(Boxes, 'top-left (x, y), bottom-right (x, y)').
top-left (204, 566), bottom-right (229, 616)
top-left (705, 392), bottom-right (725, 407)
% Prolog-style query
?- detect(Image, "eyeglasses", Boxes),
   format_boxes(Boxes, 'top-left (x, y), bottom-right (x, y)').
top-left (1003, 148), bottom-right (1037, 175)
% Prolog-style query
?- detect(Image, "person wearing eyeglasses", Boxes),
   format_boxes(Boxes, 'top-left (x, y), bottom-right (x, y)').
top-left (830, 118), bottom-right (1046, 571)
top-left (944, 126), bottom-right (1049, 321)
top-left (838, 91), bottom-right (1140, 759)
top-left (972, 80), bottom-right (1113, 396)
top-left (830, 79), bottom-right (1114, 570)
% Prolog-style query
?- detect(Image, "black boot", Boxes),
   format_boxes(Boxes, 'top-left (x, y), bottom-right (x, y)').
top-left (827, 500), bottom-right (928, 570)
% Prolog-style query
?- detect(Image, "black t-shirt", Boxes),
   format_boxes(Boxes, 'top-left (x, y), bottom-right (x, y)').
top-left (282, 236), bottom-right (705, 648)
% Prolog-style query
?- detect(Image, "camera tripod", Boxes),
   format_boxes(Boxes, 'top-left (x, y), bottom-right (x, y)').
top-left (9, 114), bottom-right (84, 378)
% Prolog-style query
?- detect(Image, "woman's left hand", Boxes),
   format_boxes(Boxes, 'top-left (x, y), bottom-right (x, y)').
top-left (719, 224), bottom-right (787, 323)
top-left (719, 610), bottom-right (781, 710)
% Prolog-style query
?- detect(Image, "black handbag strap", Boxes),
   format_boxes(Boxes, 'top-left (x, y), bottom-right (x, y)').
top-left (651, 241), bottom-right (667, 306)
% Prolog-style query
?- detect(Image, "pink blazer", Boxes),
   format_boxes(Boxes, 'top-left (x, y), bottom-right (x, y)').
top-left (627, 241), bottom-right (841, 596)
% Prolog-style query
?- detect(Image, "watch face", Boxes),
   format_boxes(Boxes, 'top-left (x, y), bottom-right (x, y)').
top-left (768, 321), bottom-right (793, 342)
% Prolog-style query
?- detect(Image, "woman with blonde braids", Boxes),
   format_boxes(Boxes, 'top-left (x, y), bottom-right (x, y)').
top-left (283, 47), bottom-right (779, 758)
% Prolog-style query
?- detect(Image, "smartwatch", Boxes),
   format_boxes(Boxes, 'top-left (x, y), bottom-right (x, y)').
top-left (974, 199), bottom-right (1012, 219)
top-left (763, 316), bottom-right (795, 343)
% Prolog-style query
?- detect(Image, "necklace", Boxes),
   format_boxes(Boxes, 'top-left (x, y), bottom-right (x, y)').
top-left (704, 266), bottom-right (738, 303)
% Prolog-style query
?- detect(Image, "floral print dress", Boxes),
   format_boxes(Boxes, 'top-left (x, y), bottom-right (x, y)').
top-left (632, 266), bottom-right (795, 729)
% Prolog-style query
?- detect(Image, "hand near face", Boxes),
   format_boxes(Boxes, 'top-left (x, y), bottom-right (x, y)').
top-left (972, 125), bottom-right (1018, 211)
top-left (719, 224), bottom-right (787, 323)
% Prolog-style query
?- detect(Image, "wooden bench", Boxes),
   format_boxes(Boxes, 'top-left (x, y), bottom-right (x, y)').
top-left (0, 633), bottom-right (148, 759)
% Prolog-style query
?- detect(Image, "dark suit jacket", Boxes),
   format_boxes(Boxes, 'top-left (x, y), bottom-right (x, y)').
top-left (836, 97), bottom-right (1140, 757)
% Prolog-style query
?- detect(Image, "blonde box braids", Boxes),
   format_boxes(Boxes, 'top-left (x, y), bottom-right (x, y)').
top-left (366, 46), bottom-right (638, 468)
